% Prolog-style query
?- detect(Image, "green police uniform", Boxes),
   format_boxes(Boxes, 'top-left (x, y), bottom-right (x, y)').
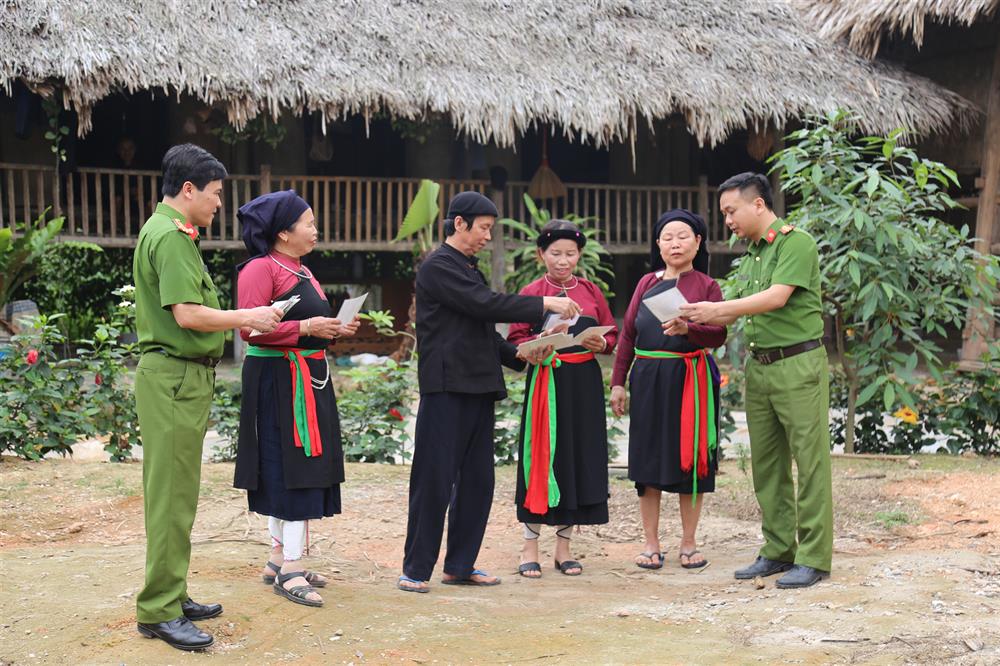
top-left (133, 203), bottom-right (224, 623)
top-left (736, 218), bottom-right (833, 572)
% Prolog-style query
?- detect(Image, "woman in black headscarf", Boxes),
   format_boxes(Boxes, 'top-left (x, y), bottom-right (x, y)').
top-left (609, 209), bottom-right (727, 571)
top-left (233, 190), bottom-right (360, 608)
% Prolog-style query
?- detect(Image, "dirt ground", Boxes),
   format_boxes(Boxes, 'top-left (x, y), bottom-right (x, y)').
top-left (1, 454), bottom-right (999, 665)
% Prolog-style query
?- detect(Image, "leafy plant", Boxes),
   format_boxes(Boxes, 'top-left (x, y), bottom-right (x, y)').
top-left (0, 315), bottom-right (93, 459)
top-left (336, 359), bottom-right (414, 463)
top-left (209, 379), bottom-right (243, 462)
top-left (15, 242), bottom-right (130, 342)
top-left (75, 285), bottom-right (141, 461)
top-left (500, 194), bottom-right (615, 296)
top-left (1, 213), bottom-right (65, 333)
top-left (770, 110), bottom-right (999, 453)
top-left (212, 115), bottom-right (287, 149)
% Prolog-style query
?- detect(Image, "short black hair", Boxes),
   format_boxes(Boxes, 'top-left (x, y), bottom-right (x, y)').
top-left (161, 144), bottom-right (228, 197)
top-left (443, 215), bottom-right (479, 237)
top-left (718, 172), bottom-right (773, 210)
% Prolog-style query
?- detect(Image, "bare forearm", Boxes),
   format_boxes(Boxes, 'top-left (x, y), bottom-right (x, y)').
top-left (172, 303), bottom-right (248, 332)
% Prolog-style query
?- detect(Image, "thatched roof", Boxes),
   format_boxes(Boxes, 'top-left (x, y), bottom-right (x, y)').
top-left (796, 0), bottom-right (1000, 58)
top-left (0, 0), bottom-right (981, 146)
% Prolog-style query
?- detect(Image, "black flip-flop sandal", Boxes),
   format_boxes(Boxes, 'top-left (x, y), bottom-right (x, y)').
top-left (679, 549), bottom-right (709, 569)
top-left (636, 551), bottom-right (665, 570)
top-left (555, 559), bottom-right (583, 576)
top-left (263, 561), bottom-right (328, 587)
top-left (273, 571), bottom-right (323, 607)
top-left (518, 562), bottom-right (542, 578)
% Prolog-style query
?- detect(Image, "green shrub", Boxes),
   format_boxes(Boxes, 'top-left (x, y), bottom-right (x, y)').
top-left (209, 379), bottom-right (243, 462)
top-left (0, 315), bottom-right (94, 459)
top-left (337, 359), bottom-right (414, 463)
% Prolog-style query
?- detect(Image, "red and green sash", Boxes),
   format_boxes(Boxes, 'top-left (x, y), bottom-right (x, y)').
top-left (522, 350), bottom-right (595, 514)
top-left (246, 345), bottom-right (325, 457)
top-left (635, 348), bottom-right (717, 501)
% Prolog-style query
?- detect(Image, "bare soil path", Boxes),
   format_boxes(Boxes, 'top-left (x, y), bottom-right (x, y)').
top-left (1, 455), bottom-right (998, 665)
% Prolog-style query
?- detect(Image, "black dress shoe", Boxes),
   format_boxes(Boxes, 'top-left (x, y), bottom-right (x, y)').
top-left (181, 597), bottom-right (223, 621)
top-left (137, 616), bottom-right (213, 651)
top-left (734, 556), bottom-right (794, 579)
top-left (776, 564), bottom-right (828, 589)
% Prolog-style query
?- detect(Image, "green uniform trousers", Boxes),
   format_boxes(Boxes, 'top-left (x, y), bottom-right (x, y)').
top-left (745, 345), bottom-right (833, 572)
top-left (134, 353), bottom-right (215, 623)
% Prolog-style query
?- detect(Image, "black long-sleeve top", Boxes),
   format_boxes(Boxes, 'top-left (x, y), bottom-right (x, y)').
top-left (415, 243), bottom-right (544, 398)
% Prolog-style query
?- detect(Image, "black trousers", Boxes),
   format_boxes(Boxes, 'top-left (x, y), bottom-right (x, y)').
top-left (403, 392), bottom-right (496, 581)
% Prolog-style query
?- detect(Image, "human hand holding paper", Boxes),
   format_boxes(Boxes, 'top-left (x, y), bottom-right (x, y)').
top-left (642, 287), bottom-right (689, 323)
top-left (249, 295), bottom-right (300, 336)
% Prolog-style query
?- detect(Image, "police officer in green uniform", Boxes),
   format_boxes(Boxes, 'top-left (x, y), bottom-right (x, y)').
top-left (680, 172), bottom-right (832, 589)
top-left (133, 144), bottom-right (283, 650)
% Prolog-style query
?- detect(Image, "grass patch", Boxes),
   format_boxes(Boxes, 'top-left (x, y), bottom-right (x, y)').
top-left (875, 510), bottom-right (911, 529)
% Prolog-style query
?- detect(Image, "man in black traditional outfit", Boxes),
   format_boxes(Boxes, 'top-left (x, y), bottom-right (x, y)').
top-left (398, 191), bottom-right (581, 592)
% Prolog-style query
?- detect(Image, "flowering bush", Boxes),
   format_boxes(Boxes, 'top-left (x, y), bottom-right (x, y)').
top-left (0, 315), bottom-right (93, 459)
top-left (0, 286), bottom-right (141, 461)
top-left (337, 359), bottom-right (414, 463)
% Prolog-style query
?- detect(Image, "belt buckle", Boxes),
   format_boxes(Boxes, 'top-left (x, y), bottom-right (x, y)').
top-left (755, 350), bottom-right (773, 365)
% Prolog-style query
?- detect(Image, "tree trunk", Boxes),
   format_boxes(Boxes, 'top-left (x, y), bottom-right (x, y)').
top-left (390, 291), bottom-right (417, 362)
top-left (845, 379), bottom-right (858, 454)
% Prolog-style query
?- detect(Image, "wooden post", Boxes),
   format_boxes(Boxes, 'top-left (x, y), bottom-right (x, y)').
top-left (697, 174), bottom-right (709, 219)
top-left (960, 35), bottom-right (1000, 369)
top-left (489, 188), bottom-right (506, 292)
top-left (259, 164), bottom-right (272, 194)
top-left (770, 130), bottom-right (786, 218)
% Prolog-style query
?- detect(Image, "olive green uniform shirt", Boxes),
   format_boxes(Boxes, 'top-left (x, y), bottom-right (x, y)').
top-left (735, 219), bottom-right (824, 350)
top-left (133, 203), bottom-right (224, 359)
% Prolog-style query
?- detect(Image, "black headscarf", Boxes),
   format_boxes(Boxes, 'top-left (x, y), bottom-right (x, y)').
top-left (536, 219), bottom-right (586, 250)
top-left (650, 208), bottom-right (710, 274)
top-left (237, 189), bottom-right (310, 270)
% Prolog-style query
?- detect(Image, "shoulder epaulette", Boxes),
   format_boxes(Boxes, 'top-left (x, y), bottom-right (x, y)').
top-left (171, 218), bottom-right (199, 240)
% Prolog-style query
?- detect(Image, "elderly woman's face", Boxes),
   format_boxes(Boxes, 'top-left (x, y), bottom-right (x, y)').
top-left (657, 220), bottom-right (700, 270)
top-left (276, 208), bottom-right (318, 257)
top-left (537, 238), bottom-right (581, 283)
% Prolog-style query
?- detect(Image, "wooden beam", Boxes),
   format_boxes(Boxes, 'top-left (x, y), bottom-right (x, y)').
top-left (960, 33), bottom-right (1000, 368)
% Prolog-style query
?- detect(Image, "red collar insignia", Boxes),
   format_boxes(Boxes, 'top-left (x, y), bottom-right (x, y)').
top-left (765, 228), bottom-right (777, 244)
top-left (172, 218), bottom-right (199, 240)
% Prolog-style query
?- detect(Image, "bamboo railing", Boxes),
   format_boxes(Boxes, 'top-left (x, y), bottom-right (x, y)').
top-left (0, 163), bottom-right (722, 252)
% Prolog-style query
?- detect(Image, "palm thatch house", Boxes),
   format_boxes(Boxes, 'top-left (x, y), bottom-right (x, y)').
top-left (0, 0), bottom-right (986, 336)
top-left (796, 0), bottom-right (999, 363)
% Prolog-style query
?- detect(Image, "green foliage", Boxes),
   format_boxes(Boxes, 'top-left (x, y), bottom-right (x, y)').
top-left (0, 288), bottom-right (141, 461)
top-left (209, 379), bottom-right (243, 462)
top-left (770, 110), bottom-right (999, 452)
top-left (394, 179), bottom-right (440, 255)
top-left (202, 250), bottom-right (235, 310)
top-left (494, 371), bottom-right (526, 465)
top-left (74, 286), bottom-right (141, 461)
top-left (718, 366), bottom-right (745, 450)
top-left (212, 115), bottom-right (287, 149)
top-left (41, 95), bottom-right (69, 164)
top-left (15, 243), bottom-right (130, 341)
top-left (1, 213), bottom-right (65, 330)
top-left (830, 346), bottom-right (999, 455)
top-left (0, 315), bottom-right (93, 459)
top-left (337, 360), bottom-right (414, 463)
top-left (501, 194), bottom-right (615, 296)
top-left (875, 510), bottom-right (910, 529)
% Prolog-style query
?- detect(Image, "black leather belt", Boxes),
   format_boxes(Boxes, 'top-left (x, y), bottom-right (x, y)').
top-left (751, 339), bottom-right (822, 365)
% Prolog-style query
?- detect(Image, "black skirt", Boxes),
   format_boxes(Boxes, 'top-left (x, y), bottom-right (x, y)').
top-left (627, 355), bottom-right (720, 495)
top-left (515, 357), bottom-right (609, 525)
top-left (236, 359), bottom-right (343, 521)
